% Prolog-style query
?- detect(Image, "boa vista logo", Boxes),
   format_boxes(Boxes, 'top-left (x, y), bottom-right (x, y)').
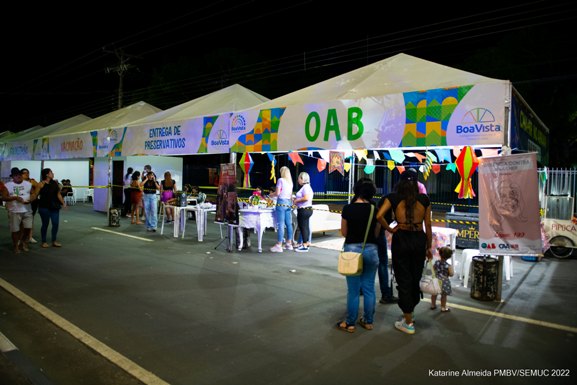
top-left (211, 129), bottom-right (230, 146)
top-left (231, 115), bottom-right (246, 133)
top-left (456, 108), bottom-right (501, 134)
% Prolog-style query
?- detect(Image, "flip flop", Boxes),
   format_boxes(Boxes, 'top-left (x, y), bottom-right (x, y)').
top-left (430, 306), bottom-right (437, 310)
top-left (336, 321), bottom-right (355, 333)
top-left (358, 319), bottom-right (374, 330)
top-left (441, 307), bottom-right (451, 312)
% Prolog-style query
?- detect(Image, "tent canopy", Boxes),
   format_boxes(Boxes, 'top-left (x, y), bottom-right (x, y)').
top-left (4, 115), bottom-right (91, 142)
top-left (125, 84), bottom-right (269, 128)
top-left (49, 101), bottom-right (161, 137)
top-left (256, 53), bottom-right (506, 108)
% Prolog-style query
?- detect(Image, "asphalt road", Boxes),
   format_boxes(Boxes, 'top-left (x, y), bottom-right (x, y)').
top-left (1, 203), bottom-right (576, 385)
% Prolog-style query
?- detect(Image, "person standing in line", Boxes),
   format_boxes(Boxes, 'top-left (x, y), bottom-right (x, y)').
top-left (375, 195), bottom-right (398, 304)
top-left (269, 166), bottom-right (294, 253)
top-left (123, 167), bottom-right (134, 217)
top-left (293, 172), bottom-right (314, 252)
top-left (20, 168), bottom-right (39, 244)
top-left (430, 246), bottom-right (454, 312)
top-left (376, 170), bottom-right (433, 335)
top-left (160, 171), bottom-right (176, 223)
top-left (140, 170), bottom-right (160, 232)
top-left (336, 178), bottom-right (380, 333)
top-left (2, 168), bottom-right (37, 253)
top-left (37, 168), bottom-right (66, 248)
top-left (130, 171), bottom-right (143, 225)
top-left (140, 165), bottom-right (154, 221)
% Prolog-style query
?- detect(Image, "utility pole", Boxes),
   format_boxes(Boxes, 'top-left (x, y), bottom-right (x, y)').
top-left (104, 48), bottom-right (137, 109)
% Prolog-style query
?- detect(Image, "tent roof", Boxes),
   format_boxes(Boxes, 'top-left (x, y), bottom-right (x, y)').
top-left (4, 115), bottom-right (91, 142)
top-left (49, 101), bottom-right (161, 137)
top-left (126, 84), bottom-right (269, 127)
top-left (256, 53), bottom-right (507, 108)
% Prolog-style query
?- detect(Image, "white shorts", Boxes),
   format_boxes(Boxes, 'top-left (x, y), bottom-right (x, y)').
top-left (9, 211), bottom-right (33, 232)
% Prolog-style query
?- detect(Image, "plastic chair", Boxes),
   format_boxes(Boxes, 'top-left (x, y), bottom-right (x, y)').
top-left (64, 191), bottom-right (76, 206)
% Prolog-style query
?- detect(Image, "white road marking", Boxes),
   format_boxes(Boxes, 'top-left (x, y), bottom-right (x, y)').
top-left (91, 227), bottom-right (154, 242)
top-left (448, 302), bottom-right (577, 333)
top-left (0, 278), bottom-right (169, 385)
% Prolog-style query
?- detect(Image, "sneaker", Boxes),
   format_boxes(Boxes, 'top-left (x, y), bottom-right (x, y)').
top-left (379, 296), bottom-right (398, 304)
top-left (270, 244), bottom-right (283, 253)
top-left (52, 241), bottom-right (62, 247)
top-left (29, 237), bottom-right (38, 244)
top-left (394, 320), bottom-right (415, 335)
top-left (283, 243), bottom-right (293, 251)
top-left (295, 246), bottom-right (309, 252)
top-left (21, 242), bottom-right (29, 252)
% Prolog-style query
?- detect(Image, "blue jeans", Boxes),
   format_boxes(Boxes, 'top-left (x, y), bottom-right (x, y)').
top-left (344, 243), bottom-right (379, 325)
top-left (38, 207), bottom-right (60, 243)
top-left (377, 231), bottom-right (394, 299)
top-left (143, 194), bottom-right (158, 230)
top-left (275, 198), bottom-right (293, 243)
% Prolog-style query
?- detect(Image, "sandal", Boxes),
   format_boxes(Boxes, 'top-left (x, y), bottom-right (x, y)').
top-left (358, 319), bottom-right (374, 330)
top-left (52, 241), bottom-right (62, 247)
top-left (430, 306), bottom-right (437, 310)
top-left (336, 321), bottom-right (355, 333)
top-left (41, 243), bottom-right (50, 248)
top-left (441, 307), bottom-right (451, 312)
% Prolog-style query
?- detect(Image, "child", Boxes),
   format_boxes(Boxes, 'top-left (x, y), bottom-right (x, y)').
top-left (431, 246), bottom-right (454, 312)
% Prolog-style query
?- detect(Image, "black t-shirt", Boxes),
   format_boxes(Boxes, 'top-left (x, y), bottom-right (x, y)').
top-left (341, 202), bottom-right (377, 244)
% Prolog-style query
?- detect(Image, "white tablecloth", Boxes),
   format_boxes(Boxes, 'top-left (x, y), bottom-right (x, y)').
top-left (238, 208), bottom-right (276, 252)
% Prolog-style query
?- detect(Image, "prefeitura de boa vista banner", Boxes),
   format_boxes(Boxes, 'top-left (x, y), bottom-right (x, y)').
top-left (230, 83), bottom-right (509, 152)
top-left (478, 153), bottom-right (542, 255)
top-left (120, 114), bottom-right (231, 156)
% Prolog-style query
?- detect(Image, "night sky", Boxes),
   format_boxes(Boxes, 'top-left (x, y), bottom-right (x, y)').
top-left (2, 0), bottom-right (576, 165)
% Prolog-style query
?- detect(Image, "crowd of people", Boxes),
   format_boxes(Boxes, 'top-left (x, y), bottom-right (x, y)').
top-left (2, 164), bottom-right (446, 336)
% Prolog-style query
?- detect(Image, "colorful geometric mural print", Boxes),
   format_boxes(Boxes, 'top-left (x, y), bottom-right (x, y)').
top-left (231, 108), bottom-right (286, 153)
top-left (90, 131), bottom-right (99, 157)
top-left (402, 85), bottom-right (473, 147)
top-left (198, 116), bottom-right (219, 153)
top-left (107, 127), bottom-right (126, 157)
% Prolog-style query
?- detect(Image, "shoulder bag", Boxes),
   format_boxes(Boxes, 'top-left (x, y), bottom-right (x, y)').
top-left (338, 205), bottom-right (374, 276)
top-left (420, 259), bottom-right (442, 295)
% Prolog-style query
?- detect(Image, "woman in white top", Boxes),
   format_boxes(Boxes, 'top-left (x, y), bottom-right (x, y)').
top-left (293, 172), bottom-right (314, 252)
top-left (269, 166), bottom-right (294, 252)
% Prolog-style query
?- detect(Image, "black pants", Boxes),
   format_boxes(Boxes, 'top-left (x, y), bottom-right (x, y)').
top-left (391, 229), bottom-right (427, 314)
top-left (297, 208), bottom-right (313, 244)
top-left (123, 189), bottom-right (132, 215)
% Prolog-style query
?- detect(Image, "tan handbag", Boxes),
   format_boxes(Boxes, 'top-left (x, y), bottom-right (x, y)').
top-left (338, 205), bottom-right (374, 276)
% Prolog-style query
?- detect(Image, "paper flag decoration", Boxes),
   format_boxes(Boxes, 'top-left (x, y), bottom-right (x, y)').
top-left (317, 158), bottom-right (327, 172)
top-left (422, 151), bottom-right (437, 180)
top-left (239, 152), bottom-right (253, 188)
top-left (344, 163), bottom-right (351, 172)
top-left (288, 152), bottom-right (304, 166)
top-left (373, 150), bottom-right (381, 160)
top-left (396, 165), bottom-right (406, 174)
top-left (387, 160), bottom-right (396, 170)
top-left (432, 164), bottom-right (441, 174)
top-left (329, 151), bottom-right (345, 175)
top-left (413, 153), bottom-right (426, 163)
top-left (389, 149), bottom-right (405, 164)
top-left (434, 148), bottom-right (452, 163)
top-left (454, 146), bottom-right (479, 199)
top-left (364, 165), bottom-right (376, 174)
top-left (318, 150), bottom-right (330, 162)
top-left (446, 163), bottom-right (457, 172)
top-left (480, 148), bottom-right (499, 157)
top-left (353, 149), bottom-right (368, 162)
top-left (267, 153), bottom-right (276, 184)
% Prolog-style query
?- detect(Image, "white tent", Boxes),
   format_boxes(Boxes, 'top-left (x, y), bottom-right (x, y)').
top-left (119, 84), bottom-right (269, 156)
top-left (0, 116), bottom-right (91, 179)
top-left (227, 53), bottom-right (524, 154)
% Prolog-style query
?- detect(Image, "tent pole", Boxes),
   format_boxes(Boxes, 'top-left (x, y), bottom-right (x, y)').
top-left (106, 156), bottom-right (112, 223)
top-left (348, 153), bottom-right (355, 203)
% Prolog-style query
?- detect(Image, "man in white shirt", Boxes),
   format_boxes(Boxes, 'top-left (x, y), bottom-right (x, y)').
top-left (1, 167), bottom-right (37, 253)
